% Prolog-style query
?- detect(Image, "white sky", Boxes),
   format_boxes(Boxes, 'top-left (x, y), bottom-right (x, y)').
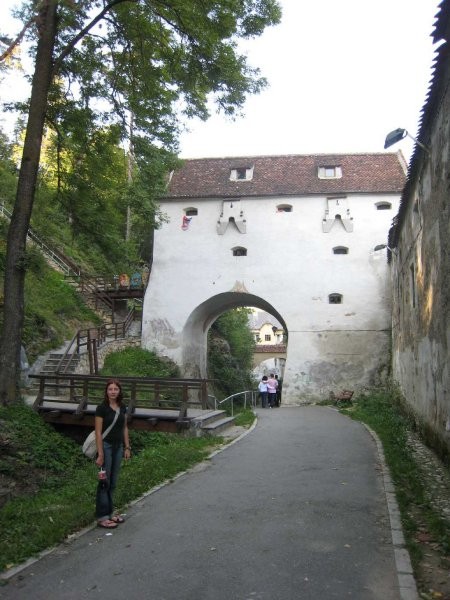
top-left (0, 0), bottom-right (442, 162)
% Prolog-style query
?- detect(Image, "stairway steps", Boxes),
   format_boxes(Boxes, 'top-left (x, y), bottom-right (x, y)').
top-left (201, 416), bottom-right (236, 435)
top-left (190, 409), bottom-right (236, 436)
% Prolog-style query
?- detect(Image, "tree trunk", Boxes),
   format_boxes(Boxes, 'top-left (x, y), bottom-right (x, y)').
top-left (0, 0), bottom-right (58, 405)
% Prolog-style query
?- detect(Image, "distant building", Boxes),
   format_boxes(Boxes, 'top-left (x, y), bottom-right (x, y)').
top-left (142, 152), bottom-right (406, 403)
top-left (248, 309), bottom-right (286, 379)
top-left (248, 309), bottom-right (283, 345)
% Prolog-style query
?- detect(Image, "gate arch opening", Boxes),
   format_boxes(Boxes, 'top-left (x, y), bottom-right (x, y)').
top-left (181, 292), bottom-right (288, 380)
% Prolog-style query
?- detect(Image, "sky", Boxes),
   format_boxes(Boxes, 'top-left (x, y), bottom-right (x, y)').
top-left (0, 0), bottom-right (442, 163)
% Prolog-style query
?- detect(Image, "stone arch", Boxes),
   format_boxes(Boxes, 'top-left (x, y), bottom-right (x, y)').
top-left (181, 291), bottom-right (288, 379)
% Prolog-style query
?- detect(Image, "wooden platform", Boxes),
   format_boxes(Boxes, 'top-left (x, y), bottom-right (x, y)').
top-left (26, 374), bottom-right (230, 434)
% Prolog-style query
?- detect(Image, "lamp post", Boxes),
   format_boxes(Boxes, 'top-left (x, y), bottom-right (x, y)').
top-left (384, 128), bottom-right (429, 154)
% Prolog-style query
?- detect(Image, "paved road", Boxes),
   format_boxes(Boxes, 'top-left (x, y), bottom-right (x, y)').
top-left (1, 407), bottom-right (405, 599)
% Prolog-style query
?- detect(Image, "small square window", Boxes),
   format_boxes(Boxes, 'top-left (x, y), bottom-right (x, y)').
top-left (375, 202), bottom-right (392, 210)
top-left (265, 334), bottom-right (271, 341)
top-left (230, 166), bottom-right (254, 181)
top-left (329, 293), bottom-right (343, 304)
top-left (185, 208), bottom-right (198, 216)
top-left (318, 166), bottom-right (342, 179)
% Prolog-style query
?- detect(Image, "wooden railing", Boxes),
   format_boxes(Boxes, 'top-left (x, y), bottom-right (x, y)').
top-left (55, 306), bottom-right (137, 375)
top-left (30, 373), bottom-right (210, 431)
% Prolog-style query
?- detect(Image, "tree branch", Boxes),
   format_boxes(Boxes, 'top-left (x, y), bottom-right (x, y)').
top-left (52, 0), bottom-right (137, 76)
top-left (0, 18), bottom-right (36, 63)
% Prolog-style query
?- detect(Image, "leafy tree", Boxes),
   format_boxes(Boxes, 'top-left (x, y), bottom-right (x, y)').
top-left (208, 308), bottom-right (255, 398)
top-left (0, 0), bottom-right (281, 404)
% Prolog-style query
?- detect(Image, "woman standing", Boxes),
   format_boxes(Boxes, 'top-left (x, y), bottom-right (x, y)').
top-left (95, 378), bottom-right (131, 529)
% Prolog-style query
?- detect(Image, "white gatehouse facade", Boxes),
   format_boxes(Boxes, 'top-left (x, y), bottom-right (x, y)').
top-left (142, 153), bottom-right (406, 404)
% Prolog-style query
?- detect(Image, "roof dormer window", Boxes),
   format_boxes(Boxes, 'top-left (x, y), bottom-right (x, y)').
top-left (230, 166), bottom-right (254, 181)
top-left (318, 166), bottom-right (342, 179)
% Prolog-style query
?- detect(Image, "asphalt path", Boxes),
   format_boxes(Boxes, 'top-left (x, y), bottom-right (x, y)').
top-left (1, 406), bottom-right (402, 600)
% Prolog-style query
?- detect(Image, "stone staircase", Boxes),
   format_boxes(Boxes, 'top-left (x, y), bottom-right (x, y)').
top-left (193, 410), bottom-right (236, 436)
top-left (40, 352), bottom-right (81, 376)
top-left (28, 351), bottom-right (81, 394)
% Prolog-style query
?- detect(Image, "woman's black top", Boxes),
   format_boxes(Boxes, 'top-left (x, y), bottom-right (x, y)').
top-left (95, 403), bottom-right (126, 444)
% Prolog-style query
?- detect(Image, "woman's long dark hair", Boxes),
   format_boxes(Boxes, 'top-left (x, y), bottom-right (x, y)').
top-left (103, 378), bottom-right (124, 407)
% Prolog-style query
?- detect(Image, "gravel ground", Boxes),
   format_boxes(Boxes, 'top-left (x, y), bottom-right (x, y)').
top-left (406, 431), bottom-right (450, 600)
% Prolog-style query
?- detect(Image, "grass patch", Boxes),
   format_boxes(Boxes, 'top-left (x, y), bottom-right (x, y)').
top-left (0, 404), bottom-right (222, 572)
top-left (100, 347), bottom-right (180, 378)
top-left (339, 388), bottom-right (450, 570)
top-left (233, 408), bottom-right (256, 428)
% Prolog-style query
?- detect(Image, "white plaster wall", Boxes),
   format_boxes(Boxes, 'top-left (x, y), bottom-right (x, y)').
top-left (143, 193), bottom-right (399, 403)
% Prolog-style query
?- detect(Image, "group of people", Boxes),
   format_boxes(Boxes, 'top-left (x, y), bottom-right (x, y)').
top-left (258, 373), bottom-right (282, 408)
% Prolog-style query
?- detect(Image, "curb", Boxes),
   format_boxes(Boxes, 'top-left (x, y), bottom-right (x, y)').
top-left (364, 423), bottom-right (419, 600)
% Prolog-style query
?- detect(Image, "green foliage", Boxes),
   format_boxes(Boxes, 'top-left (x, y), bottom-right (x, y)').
top-left (0, 404), bottom-right (221, 571)
top-left (208, 308), bottom-right (255, 398)
top-left (0, 129), bottom-right (17, 203)
top-left (0, 224), bottom-right (100, 361)
top-left (100, 347), bottom-right (180, 378)
top-left (0, 404), bottom-right (85, 485)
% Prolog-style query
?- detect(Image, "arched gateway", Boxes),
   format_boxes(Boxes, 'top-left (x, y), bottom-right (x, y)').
top-left (142, 153), bottom-right (406, 404)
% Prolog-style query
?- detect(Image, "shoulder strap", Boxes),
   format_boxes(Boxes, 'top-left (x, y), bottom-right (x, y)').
top-left (101, 409), bottom-right (120, 439)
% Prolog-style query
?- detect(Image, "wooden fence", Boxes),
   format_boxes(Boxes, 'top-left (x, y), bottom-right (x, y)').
top-left (30, 373), bottom-right (211, 432)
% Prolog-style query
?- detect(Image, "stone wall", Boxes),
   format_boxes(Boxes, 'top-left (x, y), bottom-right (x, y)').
top-left (390, 17), bottom-right (450, 452)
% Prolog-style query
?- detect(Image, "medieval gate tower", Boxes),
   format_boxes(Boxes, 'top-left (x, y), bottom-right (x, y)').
top-left (142, 153), bottom-right (406, 404)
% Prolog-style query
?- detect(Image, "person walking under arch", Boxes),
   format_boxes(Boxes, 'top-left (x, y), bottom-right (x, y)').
top-left (267, 374), bottom-right (278, 408)
top-left (258, 375), bottom-right (269, 408)
top-left (275, 374), bottom-right (283, 406)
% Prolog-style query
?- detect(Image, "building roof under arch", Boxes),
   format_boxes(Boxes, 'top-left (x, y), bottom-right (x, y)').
top-left (163, 153), bottom-right (407, 200)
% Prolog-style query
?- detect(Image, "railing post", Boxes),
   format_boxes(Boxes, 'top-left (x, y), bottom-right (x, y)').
top-left (92, 339), bottom-right (99, 374)
top-left (87, 331), bottom-right (94, 374)
top-left (32, 377), bottom-right (45, 410)
top-left (83, 379), bottom-right (89, 408)
top-left (201, 380), bottom-right (208, 409)
top-left (180, 384), bottom-right (188, 418)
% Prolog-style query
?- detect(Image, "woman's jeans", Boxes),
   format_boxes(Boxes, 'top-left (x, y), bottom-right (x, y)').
top-left (96, 441), bottom-right (123, 520)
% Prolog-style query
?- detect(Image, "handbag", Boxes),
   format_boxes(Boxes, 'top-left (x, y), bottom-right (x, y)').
top-left (82, 409), bottom-right (120, 458)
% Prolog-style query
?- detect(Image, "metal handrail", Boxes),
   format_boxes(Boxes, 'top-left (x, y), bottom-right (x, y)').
top-left (215, 390), bottom-right (258, 416)
top-left (0, 202), bottom-right (81, 276)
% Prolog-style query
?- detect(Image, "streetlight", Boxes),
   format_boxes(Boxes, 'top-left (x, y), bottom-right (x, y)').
top-left (384, 128), bottom-right (429, 154)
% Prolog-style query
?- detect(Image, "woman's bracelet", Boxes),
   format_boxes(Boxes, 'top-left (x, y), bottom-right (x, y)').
top-left (124, 446), bottom-right (131, 451)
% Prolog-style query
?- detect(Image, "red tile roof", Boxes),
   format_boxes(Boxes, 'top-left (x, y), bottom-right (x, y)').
top-left (163, 153), bottom-right (406, 199)
top-left (254, 345), bottom-right (287, 353)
